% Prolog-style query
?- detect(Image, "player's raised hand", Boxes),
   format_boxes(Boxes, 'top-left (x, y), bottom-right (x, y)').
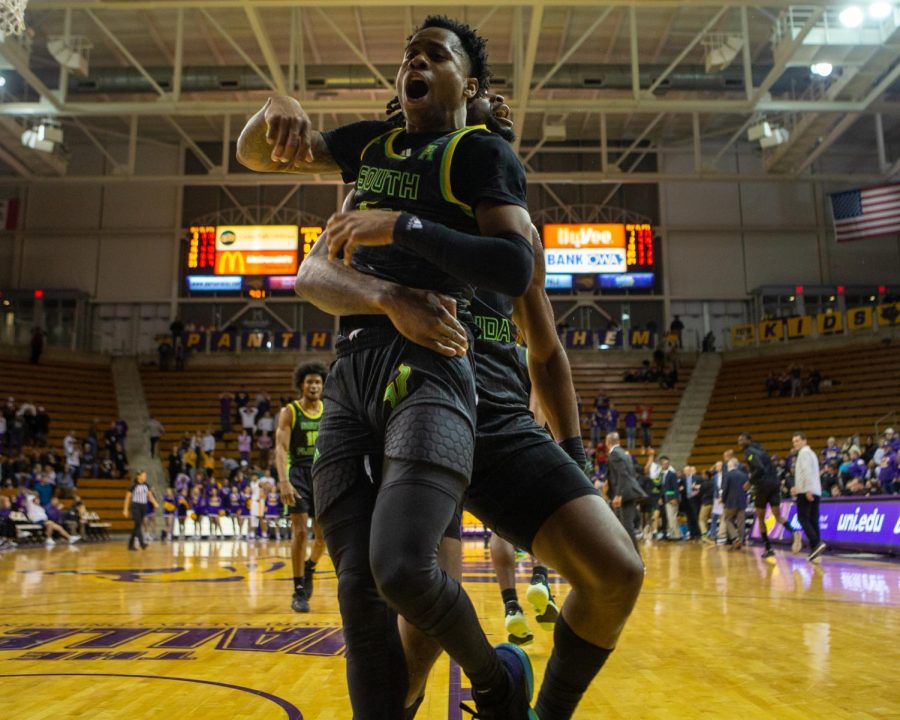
top-left (264, 96), bottom-right (315, 166)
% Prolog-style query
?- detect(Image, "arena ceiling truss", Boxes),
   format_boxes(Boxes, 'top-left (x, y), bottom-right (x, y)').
top-left (0, 0), bottom-right (898, 189)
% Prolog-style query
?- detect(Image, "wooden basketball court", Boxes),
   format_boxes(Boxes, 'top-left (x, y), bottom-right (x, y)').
top-left (1, 539), bottom-right (897, 719)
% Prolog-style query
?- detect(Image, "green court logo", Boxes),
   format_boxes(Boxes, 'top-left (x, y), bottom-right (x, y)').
top-left (383, 363), bottom-right (412, 409)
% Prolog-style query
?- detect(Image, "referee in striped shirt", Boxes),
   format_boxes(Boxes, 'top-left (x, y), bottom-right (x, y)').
top-left (124, 470), bottom-right (159, 551)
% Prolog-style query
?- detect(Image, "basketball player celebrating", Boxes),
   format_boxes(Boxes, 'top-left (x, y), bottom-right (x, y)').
top-left (275, 362), bottom-right (328, 613)
top-left (293, 93), bottom-right (644, 720)
top-left (738, 432), bottom-right (794, 558)
top-left (240, 16), bottom-right (538, 720)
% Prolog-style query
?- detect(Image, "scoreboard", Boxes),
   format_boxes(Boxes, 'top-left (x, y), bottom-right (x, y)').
top-left (543, 222), bottom-right (656, 291)
top-left (184, 224), bottom-right (323, 294)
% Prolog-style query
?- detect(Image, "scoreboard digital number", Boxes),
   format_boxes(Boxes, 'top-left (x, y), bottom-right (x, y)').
top-left (625, 223), bottom-right (653, 269)
top-left (187, 226), bottom-right (216, 271)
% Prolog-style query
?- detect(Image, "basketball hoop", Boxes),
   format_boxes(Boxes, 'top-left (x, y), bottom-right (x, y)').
top-left (0, 0), bottom-right (27, 39)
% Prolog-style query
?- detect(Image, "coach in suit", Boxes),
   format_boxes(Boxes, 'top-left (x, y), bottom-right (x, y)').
top-left (606, 432), bottom-right (647, 553)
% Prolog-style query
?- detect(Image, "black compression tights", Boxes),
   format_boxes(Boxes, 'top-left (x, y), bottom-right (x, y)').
top-left (370, 459), bottom-right (503, 695)
top-left (321, 481), bottom-right (408, 720)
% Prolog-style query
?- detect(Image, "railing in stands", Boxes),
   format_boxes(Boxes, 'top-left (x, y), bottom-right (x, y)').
top-left (875, 411), bottom-right (898, 437)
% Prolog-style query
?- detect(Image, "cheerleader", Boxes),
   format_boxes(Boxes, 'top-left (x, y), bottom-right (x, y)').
top-left (264, 484), bottom-right (282, 541)
top-left (176, 487), bottom-right (190, 540)
top-left (161, 487), bottom-right (176, 541)
top-left (227, 487), bottom-right (243, 538)
top-left (189, 486), bottom-right (204, 539)
top-left (206, 487), bottom-right (225, 539)
top-left (239, 485), bottom-right (254, 541)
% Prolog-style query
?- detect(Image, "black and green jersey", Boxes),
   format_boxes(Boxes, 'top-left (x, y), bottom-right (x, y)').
top-left (471, 289), bottom-right (530, 413)
top-left (287, 400), bottom-right (323, 469)
top-left (321, 120), bottom-right (528, 301)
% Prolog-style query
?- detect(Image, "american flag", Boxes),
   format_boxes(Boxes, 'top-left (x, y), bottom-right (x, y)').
top-left (830, 183), bottom-right (900, 242)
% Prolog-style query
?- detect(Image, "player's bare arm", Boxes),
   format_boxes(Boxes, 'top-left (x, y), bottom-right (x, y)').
top-left (236, 95), bottom-right (338, 174)
top-left (512, 226), bottom-right (581, 441)
top-left (275, 407), bottom-right (298, 504)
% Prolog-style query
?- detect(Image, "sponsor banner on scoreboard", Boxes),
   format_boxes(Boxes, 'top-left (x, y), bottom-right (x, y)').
top-left (545, 248), bottom-right (627, 274)
top-left (784, 315), bottom-right (813, 340)
top-left (731, 323), bottom-right (756, 346)
top-left (215, 250), bottom-right (297, 276)
top-left (564, 329), bottom-right (594, 349)
top-left (216, 225), bottom-right (298, 251)
top-left (817, 311), bottom-right (844, 335)
top-left (751, 498), bottom-right (900, 552)
top-left (597, 272), bottom-right (655, 289)
top-left (846, 306), bottom-right (874, 331)
top-left (758, 319), bottom-right (785, 343)
top-left (543, 223), bottom-right (626, 250)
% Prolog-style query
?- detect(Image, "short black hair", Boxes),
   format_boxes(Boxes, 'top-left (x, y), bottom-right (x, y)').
top-left (294, 362), bottom-right (328, 390)
top-left (793, 431), bottom-right (807, 440)
top-left (388, 15), bottom-right (492, 123)
top-left (739, 432), bottom-right (752, 441)
top-left (416, 15), bottom-right (492, 94)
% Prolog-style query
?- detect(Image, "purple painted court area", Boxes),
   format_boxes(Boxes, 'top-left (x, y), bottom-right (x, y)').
top-left (751, 497), bottom-right (900, 553)
top-left (0, 673), bottom-right (303, 719)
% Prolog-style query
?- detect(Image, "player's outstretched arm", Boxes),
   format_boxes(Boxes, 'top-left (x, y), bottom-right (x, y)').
top-left (296, 231), bottom-right (468, 358)
top-left (236, 96), bottom-right (338, 174)
top-left (512, 227), bottom-right (581, 444)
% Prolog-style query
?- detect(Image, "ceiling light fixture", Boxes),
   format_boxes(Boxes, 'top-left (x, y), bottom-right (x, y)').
top-left (868, 2), bottom-right (894, 20)
top-left (810, 62), bottom-right (834, 77)
top-left (839, 5), bottom-right (865, 27)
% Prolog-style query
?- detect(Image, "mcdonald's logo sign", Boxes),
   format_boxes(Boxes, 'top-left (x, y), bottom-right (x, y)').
top-left (216, 251), bottom-right (246, 275)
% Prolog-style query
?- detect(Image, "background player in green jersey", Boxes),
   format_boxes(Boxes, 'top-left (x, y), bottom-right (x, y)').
top-left (276, 362), bottom-right (328, 613)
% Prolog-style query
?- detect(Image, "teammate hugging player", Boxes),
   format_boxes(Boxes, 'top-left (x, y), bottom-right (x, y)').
top-left (281, 92), bottom-right (644, 720)
top-left (240, 15), bottom-right (539, 720)
top-left (276, 362), bottom-right (328, 613)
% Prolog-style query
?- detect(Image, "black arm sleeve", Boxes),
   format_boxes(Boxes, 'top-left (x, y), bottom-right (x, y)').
top-left (320, 120), bottom-right (394, 183)
top-left (393, 212), bottom-right (534, 297)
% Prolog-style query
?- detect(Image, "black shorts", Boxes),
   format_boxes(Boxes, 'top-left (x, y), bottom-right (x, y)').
top-left (288, 464), bottom-right (315, 517)
top-left (465, 410), bottom-right (598, 553)
top-left (754, 482), bottom-right (782, 509)
top-left (313, 327), bottom-right (477, 519)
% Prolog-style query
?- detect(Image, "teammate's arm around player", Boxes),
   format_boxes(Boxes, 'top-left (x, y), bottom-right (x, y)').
top-left (296, 225), bottom-right (468, 358)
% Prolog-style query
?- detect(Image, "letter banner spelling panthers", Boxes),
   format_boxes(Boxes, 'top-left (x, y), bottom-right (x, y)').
top-left (751, 498), bottom-right (900, 553)
top-left (157, 332), bottom-right (309, 352)
top-left (731, 323), bottom-right (756, 346)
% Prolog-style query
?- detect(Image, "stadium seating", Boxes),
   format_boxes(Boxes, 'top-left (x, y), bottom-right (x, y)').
top-left (0, 357), bottom-right (118, 451)
top-left (689, 342), bottom-right (900, 468)
top-left (569, 356), bottom-right (693, 455)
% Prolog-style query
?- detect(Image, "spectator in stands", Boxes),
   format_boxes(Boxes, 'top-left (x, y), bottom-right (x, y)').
top-left (0, 413), bottom-right (6, 456)
top-left (30, 326), bottom-right (46, 364)
top-left (877, 455), bottom-right (898, 494)
top-left (820, 460), bottom-right (842, 497)
top-left (64, 445), bottom-right (81, 488)
top-left (167, 445), bottom-right (182, 484)
top-left (788, 363), bottom-right (802, 398)
top-left (201, 428), bottom-right (216, 458)
top-left (113, 442), bottom-right (128, 478)
top-left (822, 437), bottom-right (841, 465)
top-left (589, 408), bottom-right (605, 445)
top-left (0, 495), bottom-right (16, 549)
top-left (605, 401), bottom-right (619, 435)
top-left (765, 373), bottom-right (779, 398)
top-left (98, 454), bottom-right (115, 479)
top-left (115, 418), bottom-right (128, 446)
top-left (235, 387), bottom-right (250, 420)
top-left (253, 411), bottom-right (274, 442)
top-left (219, 392), bottom-right (233, 434)
top-left (623, 410), bottom-right (637, 450)
top-left (24, 490), bottom-right (79, 545)
top-left (669, 315), bottom-right (684, 348)
top-left (256, 391), bottom-right (272, 417)
top-left (806, 368), bottom-right (822, 394)
top-left (173, 341), bottom-right (185, 371)
top-left (637, 404), bottom-right (653, 448)
top-left (240, 404), bottom-right (258, 433)
top-left (148, 417), bottom-right (165, 458)
top-left (257, 431), bottom-right (273, 470)
top-left (158, 338), bottom-right (173, 371)
top-left (18, 400), bottom-right (36, 444)
top-left (701, 331), bottom-right (716, 352)
top-left (104, 422), bottom-right (118, 455)
top-left (656, 455), bottom-right (679, 540)
top-left (34, 406), bottom-right (49, 446)
top-left (721, 459), bottom-right (748, 550)
top-left (237, 429), bottom-right (252, 464)
top-left (35, 471), bottom-right (55, 506)
top-left (884, 428), bottom-right (900, 453)
top-left (64, 498), bottom-right (88, 538)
